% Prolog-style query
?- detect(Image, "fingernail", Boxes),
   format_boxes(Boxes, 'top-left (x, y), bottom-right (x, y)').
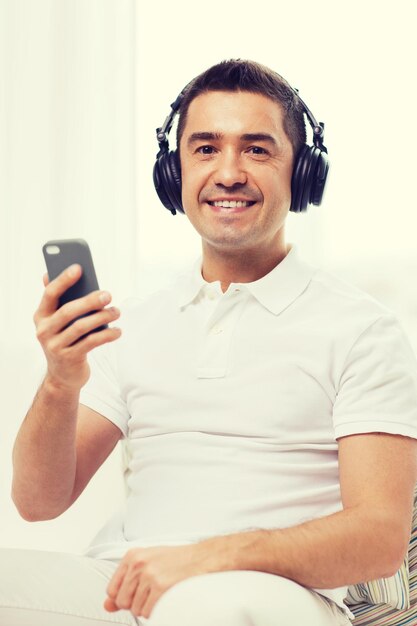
top-left (99, 292), bottom-right (111, 304)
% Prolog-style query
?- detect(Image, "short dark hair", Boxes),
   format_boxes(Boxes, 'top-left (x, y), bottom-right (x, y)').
top-left (176, 59), bottom-right (307, 160)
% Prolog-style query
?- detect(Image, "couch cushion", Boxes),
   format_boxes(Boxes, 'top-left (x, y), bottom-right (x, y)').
top-left (344, 483), bottom-right (417, 624)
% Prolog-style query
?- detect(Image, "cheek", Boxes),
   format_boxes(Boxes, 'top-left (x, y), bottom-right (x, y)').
top-left (182, 173), bottom-right (213, 212)
top-left (180, 163), bottom-right (202, 199)
top-left (180, 176), bottom-right (203, 220)
top-left (180, 173), bottom-right (194, 209)
top-left (265, 171), bottom-right (292, 200)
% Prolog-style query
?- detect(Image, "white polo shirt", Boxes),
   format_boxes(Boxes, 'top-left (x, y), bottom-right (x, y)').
top-left (79, 244), bottom-right (417, 619)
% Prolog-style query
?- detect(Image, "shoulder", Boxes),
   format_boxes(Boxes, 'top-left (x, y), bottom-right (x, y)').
top-left (311, 268), bottom-right (391, 313)
top-left (293, 266), bottom-right (408, 367)
top-left (305, 267), bottom-right (394, 327)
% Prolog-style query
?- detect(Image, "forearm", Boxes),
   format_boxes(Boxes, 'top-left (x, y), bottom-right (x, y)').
top-left (12, 375), bottom-right (79, 520)
top-left (200, 507), bottom-right (399, 589)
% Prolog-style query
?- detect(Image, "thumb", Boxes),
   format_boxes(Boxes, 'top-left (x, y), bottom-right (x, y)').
top-left (104, 597), bottom-right (119, 612)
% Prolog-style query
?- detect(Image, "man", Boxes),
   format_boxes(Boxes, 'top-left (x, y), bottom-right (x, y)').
top-left (2, 59), bottom-right (417, 626)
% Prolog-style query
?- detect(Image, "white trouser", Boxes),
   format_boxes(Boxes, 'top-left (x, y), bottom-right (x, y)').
top-left (0, 548), bottom-right (352, 626)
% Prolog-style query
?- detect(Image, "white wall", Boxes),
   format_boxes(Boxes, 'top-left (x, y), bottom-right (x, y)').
top-left (0, 0), bottom-right (136, 553)
top-left (0, 340), bottom-right (126, 553)
top-left (1, 0), bottom-right (416, 554)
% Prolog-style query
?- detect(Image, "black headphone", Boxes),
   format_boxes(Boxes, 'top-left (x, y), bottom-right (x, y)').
top-left (153, 80), bottom-right (329, 215)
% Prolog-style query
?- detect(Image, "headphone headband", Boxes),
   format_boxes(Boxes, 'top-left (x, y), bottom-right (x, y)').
top-left (156, 85), bottom-right (190, 152)
top-left (291, 89), bottom-right (327, 153)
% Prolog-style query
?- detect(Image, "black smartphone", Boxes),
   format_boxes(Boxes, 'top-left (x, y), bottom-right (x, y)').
top-left (42, 238), bottom-right (108, 340)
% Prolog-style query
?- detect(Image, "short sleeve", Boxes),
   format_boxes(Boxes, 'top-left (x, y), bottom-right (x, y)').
top-left (333, 314), bottom-right (417, 439)
top-left (79, 339), bottom-right (129, 438)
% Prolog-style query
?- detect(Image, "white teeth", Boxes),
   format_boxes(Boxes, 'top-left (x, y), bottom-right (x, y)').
top-left (212, 200), bottom-right (251, 208)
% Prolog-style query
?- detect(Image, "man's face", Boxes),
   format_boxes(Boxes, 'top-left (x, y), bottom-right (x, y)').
top-left (179, 90), bottom-right (294, 257)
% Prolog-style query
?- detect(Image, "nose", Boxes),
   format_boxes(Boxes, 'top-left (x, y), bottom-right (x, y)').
top-left (212, 148), bottom-right (247, 188)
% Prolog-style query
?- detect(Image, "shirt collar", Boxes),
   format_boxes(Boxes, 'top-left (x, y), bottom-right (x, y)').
top-left (176, 258), bottom-right (209, 309)
top-left (176, 244), bottom-right (317, 315)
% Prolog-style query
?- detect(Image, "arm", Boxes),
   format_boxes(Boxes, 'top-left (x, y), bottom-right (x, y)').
top-left (199, 432), bottom-right (417, 588)
top-left (12, 381), bottom-right (121, 521)
top-left (104, 432), bottom-right (417, 619)
top-left (12, 265), bottom-right (122, 521)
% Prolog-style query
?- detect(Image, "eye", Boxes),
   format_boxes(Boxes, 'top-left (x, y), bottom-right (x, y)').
top-left (247, 146), bottom-right (268, 155)
top-left (196, 145), bottom-right (216, 155)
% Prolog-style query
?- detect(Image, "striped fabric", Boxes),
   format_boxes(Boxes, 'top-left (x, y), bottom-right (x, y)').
top-left (345, 558), bottom-right (410, 611)
top-left (344, 484), bottom-right (417, 625)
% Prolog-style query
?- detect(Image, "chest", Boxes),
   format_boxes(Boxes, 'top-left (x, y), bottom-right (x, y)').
top-left (118, 301), bottom-right (339, 443)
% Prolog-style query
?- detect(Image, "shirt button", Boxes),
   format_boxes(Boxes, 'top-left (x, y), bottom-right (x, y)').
top-left (207, 291), bottom-right (217, 300)
top-left (211, 325), bottom-right (223, 335)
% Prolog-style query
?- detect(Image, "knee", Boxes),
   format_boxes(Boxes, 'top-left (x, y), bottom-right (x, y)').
top-left (148, 572), bottom-right (252, 626)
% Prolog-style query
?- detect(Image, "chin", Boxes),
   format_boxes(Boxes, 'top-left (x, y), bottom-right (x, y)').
top-left (204, 234), bottom-right (258, 252)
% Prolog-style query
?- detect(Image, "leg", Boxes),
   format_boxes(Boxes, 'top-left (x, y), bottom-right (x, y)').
top-left (0, 548), bottom-right (145, 626)
top-left (148, 570), bottom-right (352, 626)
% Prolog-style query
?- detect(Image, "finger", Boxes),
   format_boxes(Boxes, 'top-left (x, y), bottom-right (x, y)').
top-left (103, 597), bottom-right (119, 612)
top-left (131, 583), bottom-right (151, 617)
top-left (37, 264), bottom-right (83, 318)
top-left (38, 289), bottom-right (112, 340)
top-left (114, 570), bottom-right (140, 611)
top-left (59, 325), bottom-right (122, 355)
top-left (48, 306), bottom-right (120, 350)
top-left (140, 588), bottom-right (161, 620)
top-left (106, 562), bottom-right (128, 600)
top-left (43, 272), bottom-right (49, 286)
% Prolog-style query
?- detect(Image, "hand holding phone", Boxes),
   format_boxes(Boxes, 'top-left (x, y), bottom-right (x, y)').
top-left (34, 239), bottom-right (122, 392)
top-left (42, 239), bottom-right (110, 338)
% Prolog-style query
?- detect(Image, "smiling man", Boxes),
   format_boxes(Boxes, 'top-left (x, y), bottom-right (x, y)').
top-left (3, 59), bottom-right (417, 626)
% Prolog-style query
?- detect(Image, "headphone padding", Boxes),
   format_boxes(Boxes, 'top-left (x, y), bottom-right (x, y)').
top-left (168, 151), bottom-right (184, 213)
top-left (290, 144), bottom-right (309, 213)
top-left (300, 147), bottom-right (320, 212)
top-left (153, 156), bottom-right (175, 213)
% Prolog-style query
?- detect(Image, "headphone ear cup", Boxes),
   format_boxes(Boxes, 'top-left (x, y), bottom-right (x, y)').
top-left (153, 151), bottom-right (184, 215)
top-left (300, 146), bottom-right (320, 212)
top-left (290, 144), bottom-right (329, 213)
top-left (310, 150), bottom-right (329, 206)
top-left (153, 154), bottom-right (175, 214)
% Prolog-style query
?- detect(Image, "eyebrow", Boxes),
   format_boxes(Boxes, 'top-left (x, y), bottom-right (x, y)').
top-left (241, 133), bottom-right (278, 146)
top-left (187, 132), bottom-right (222, 146)
top-left (187, 132), bottom-right (279, 148)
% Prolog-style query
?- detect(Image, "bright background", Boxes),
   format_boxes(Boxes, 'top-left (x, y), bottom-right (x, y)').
top-left (1, 0), bottom-right (416, 553)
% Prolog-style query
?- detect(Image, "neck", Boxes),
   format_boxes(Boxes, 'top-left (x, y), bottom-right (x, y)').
top-left (201, 242), bottom-right (290, 293)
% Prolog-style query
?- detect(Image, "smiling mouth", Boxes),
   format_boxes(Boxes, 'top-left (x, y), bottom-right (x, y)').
top-left (207, 200), bottom-right (256, 208)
